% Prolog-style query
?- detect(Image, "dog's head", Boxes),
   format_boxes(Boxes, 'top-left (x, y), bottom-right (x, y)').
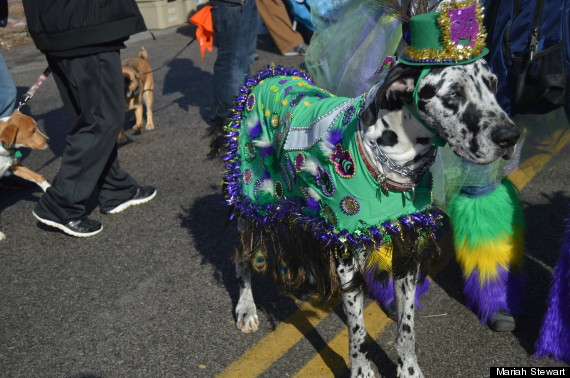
top-left (0, 110), bottom-right (49, 150)
top-left (365, 60), bottom-right (520, 165)
top-left (122, 67), bottom-right (140, 100)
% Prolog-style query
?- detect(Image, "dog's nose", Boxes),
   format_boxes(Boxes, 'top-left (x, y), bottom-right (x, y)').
top-left (492, 125), bottom-right (520, 148)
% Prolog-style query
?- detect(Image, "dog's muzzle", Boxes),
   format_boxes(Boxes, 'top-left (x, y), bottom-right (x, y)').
top-left (492, 124), bottom-right (520, 149)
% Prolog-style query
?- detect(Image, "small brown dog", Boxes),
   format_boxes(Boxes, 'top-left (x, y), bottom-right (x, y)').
top-left (119, 47), bottom-right (155, 143)
top-left (0, 110), bottom-right (50, 240)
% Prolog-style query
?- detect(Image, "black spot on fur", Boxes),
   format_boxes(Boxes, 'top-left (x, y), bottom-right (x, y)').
top-left (398, 357), bottom-right (404, 366)
top-left (462, 103), bottom-right (481, 135)
top-left (358, 341), bottom-right (369, 355)
top-left (409, 367), bottom-right (415, 375)
top-left (419, 84), bottom-right (436, 99)
top-left (416, 137), bottom-right (431, 145)
top-left (377, 130), bottom-right (399, 147)
top-left (402, 324), bottom-right (411, 333)
top-left (353, 325), bottom-right (360, 333)
top-left (407, 314), bottom-right (411, 320)
top-left (410, 304), bottom-right (414, 310)
top-left (352, 353), bottom-right (358, 358)
top-left (381, 117), bottom-right (391, 129)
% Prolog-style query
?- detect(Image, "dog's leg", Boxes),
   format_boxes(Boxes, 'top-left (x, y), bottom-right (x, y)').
top-left (235, 258), bottom-right (259, 333)
top-left (234, 218), bottom-right (259, 333)
top-left (143, 89), bottom-right (154, 131)
top-left (394, 272), bottom-right (423, 378)
top-left (132, 104), bottom-right (145, 132)
top-left (9, 164), bottom-right (50, 192)
top-left (337, 258), bottom-right (374, 378)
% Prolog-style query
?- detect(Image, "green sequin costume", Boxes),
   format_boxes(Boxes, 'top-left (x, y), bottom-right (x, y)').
top-left (239, 74), bottom-right (432, 233)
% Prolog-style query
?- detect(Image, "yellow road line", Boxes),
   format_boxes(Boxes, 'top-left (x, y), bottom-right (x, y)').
top-left (217, 295), bottom-right (339, 378)
top-left (293, 302), bottom-right (391, 377)
top-left (508, 128), bottom-right (570, 189)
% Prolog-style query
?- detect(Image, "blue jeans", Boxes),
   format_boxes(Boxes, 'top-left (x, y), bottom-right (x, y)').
top-left (211, 0), bottom-right (258, 119)
top-left (0, 49), bottom-right (17, 118)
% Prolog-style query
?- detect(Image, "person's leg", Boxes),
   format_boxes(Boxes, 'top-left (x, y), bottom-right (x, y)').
top-left (0, 49), bottom-right (17, 118)
top-left (256, 0), bottom-right (304, 55)
top-left (35, 51), bottom-right (137, 223)
top-left (211, 0), bottom-right (258, 120)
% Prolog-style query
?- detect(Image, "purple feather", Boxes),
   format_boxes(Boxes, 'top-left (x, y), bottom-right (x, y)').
top-left (535, 212), bottom-right (570, 363)
top-left (249, 120), bottom-right (262, 140)
top-left (327, 129), bottom-right (343, 147)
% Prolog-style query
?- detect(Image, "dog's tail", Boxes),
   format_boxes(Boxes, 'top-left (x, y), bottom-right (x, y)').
top-left (138, 47), bottom-right (149, 61)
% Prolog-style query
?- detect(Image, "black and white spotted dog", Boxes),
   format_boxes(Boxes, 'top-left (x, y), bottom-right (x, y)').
top-left (227, 60), bottom-right (519, 378)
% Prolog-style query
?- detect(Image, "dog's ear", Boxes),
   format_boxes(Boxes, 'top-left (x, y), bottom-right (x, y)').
top-left (0, 124), bottom-right (18, 149)
top-left (360, 64), bottom-right (420, 128)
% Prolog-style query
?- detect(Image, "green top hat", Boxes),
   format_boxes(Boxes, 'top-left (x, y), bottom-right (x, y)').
top-left (399, 0), bottom-right (488, 65)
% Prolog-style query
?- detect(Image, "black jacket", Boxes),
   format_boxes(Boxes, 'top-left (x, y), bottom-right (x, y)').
top-left (22, 0), bottom-right (146, 55)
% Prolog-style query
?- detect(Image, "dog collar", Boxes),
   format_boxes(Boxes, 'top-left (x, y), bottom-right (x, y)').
top-left (402, 67), bottom-right (447, 147)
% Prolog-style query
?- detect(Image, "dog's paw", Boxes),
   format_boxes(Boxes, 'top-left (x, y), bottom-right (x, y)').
top-left (40, 181), bottom-right (51, 192)
top-left (0, 231), bottom-right (5, 241)
top-left (396, 361), bottom-right (423, 378)
top-left (235, 298), bottom-right (259, 333)
top-left (236, 312), bottom-right (259, 333)
top-left (145, 123), bottom-right (155, 131)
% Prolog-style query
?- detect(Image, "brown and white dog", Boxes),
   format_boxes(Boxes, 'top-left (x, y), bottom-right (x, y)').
top-left (0, 110), bottom-right (50, 240)
top-left (120, 47), bottom-right (155, 143)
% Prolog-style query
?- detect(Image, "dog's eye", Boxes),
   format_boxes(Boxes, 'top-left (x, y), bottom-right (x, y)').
top-left (449, 91), bottom-right (461, 98)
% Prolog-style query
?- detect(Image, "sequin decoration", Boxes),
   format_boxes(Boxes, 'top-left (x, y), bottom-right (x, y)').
top-left (271, 113), bottom-right (279, 128)
top-left (245, 141), bottom-right (256, 161)
top-left (290, 93), bottom-right (306, 107)
top-left (329, 144), bottom-right (356, 178)
top-left (280, 163), bottom-right (292, 191)
top-left (342, 106), bottom-right (356, 125)
top-left (254, 179), bottom-right (262, 201)
top-left (276, 112), bottom-right (293, 153)
top-left (448, 4), bottom-right (479, 47)
top-left (320, 204), bottom-right (338, 226)
top-left (294, 153), bottom-right (305, 172)
top-left (246, 94), bottom-right (256, 111)
top-left (286, 157), bottom-right (297, 184)
top-left (341, 196), bottom-right (360, 215)
top-left (315, 167), bottom-right (335, 197)
top-left (243, 168), bottom-right (253, 184)
top-left (274, 181), bottom-right (284, 198)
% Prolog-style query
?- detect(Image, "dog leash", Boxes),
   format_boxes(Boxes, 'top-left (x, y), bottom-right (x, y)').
top-left (16, 67), bottom-right (52, 111)
top-left (136, 36), bottom-right (197, 76)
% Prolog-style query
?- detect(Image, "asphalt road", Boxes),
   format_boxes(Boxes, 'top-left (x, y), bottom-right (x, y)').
top-left (1, 24), bottom-right (569, 378)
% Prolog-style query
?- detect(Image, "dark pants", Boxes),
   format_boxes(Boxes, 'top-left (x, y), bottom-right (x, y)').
top-left (35, 50), bottom-right (138, 223)
top-left (211, 0), bottom-right (258, 118)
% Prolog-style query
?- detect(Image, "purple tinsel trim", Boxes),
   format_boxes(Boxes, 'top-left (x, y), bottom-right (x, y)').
top-left (222, 65), bottom-right (445, 250)
top-left (534, 212), bottom-right (570, 363)
top-left (463, 266), bottom-right (524, 325)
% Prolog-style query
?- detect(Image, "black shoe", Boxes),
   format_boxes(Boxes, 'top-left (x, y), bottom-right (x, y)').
top-left (488, 310), bottom-right (516, 332)
top-left (101, 185), bottom-right (157, 214)
top-left (33, 211), bottom-right (103, 237)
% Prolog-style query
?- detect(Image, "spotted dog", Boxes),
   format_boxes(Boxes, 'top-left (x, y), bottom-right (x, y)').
top-left (221, 61), bottom-right (519, 378)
